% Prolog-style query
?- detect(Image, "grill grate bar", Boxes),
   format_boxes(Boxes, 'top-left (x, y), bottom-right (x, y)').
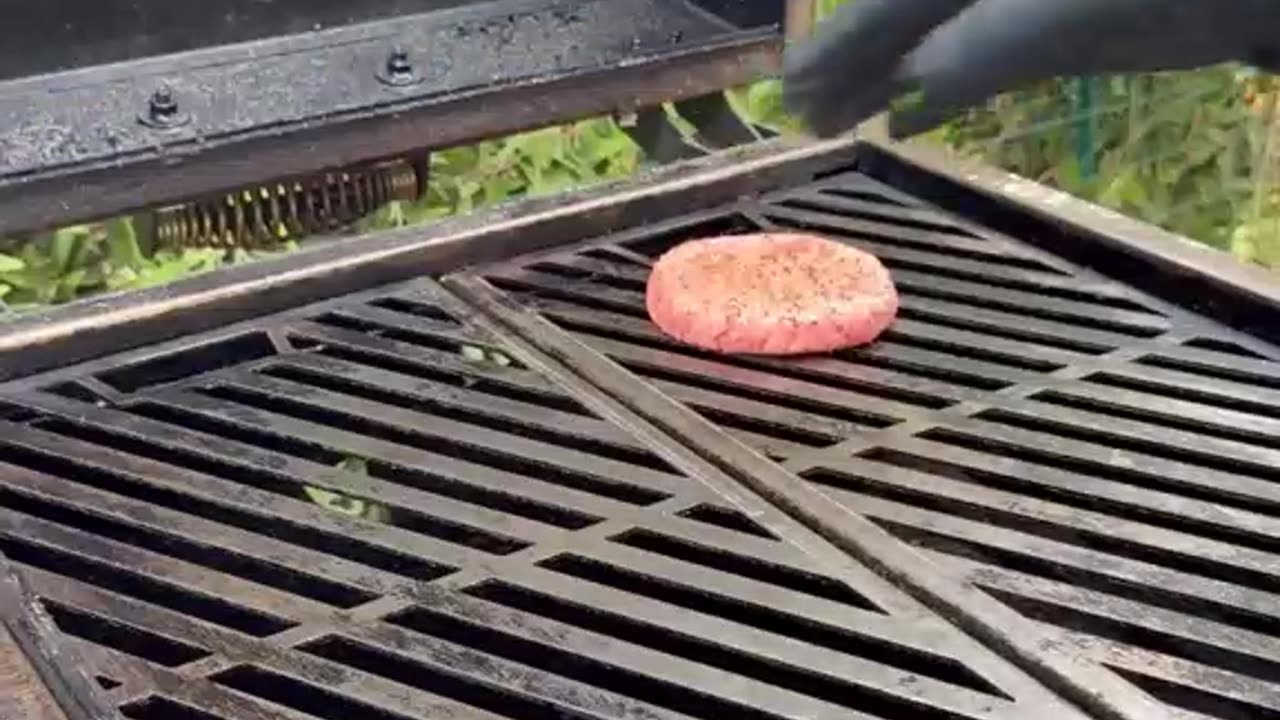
top-left (205, 370), bottom-right (687, 496)
top-left (460, 164), bottom-right (1280, 720)
top-left (0, 275), bottom-right (1092, 720)
top-left (0, 419), bottom-right (455, 591)
top-left (873, 436), bottom-right (1280, 551)
top-left (269, 352), bottom-right (651, 456)
top-left (284, 322), bottom-right (584, 410)
top-left (856, 502), bottom-right (1280, 637)
top-left (0, 516), bottom-right (300, 638)
top-left (977, 398), bottom-right (1280, 484)
top-left (431, 569), bottom-right (1017, 720)
top-left (914, 419), bottom-right (1280, 515)
top-left (520, 298), bottom-right (990, 407)
top-left (963, 565), bottom-right (1280, 682)
top-left (803, 457), bottom-right (1280, 596)
top-left (0, 460), bottom-right (377, 609)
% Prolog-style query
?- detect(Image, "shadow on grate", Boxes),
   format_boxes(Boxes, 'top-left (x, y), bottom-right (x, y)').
top-left (0, 277), bottom-right (1086, 720)
top-left (461, 170), bottom-right (1280, 720)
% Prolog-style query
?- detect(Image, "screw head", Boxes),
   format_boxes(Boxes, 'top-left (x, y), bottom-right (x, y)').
top-left (139, 84), bottom-right (190, 129)
top-left (377, 45), bottom-right (423, 87)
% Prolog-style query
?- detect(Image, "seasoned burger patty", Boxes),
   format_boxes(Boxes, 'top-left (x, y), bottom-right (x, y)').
top-left (646, 233), bottom-right (898, 355)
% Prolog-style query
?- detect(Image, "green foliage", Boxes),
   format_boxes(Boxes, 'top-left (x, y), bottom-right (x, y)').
top-left (6, 0), bottom-right (1278, 314)
top-left (799, 0), bottom-right (1280, 267)
top-left (356, 116), bottom-right (642, 232)
top-left (936, 69), bottom-right (1280, 261)
top-left (0, 116), bottom-right (641, 312)
top-left (304, 456), bottom-right (392, 523)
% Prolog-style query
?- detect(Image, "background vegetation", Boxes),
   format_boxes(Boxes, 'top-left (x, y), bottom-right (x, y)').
top-left (2, 0), bottom-right (1277, 314)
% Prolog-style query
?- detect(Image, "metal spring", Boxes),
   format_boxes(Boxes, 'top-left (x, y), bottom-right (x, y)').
top-left (152, 160), bottom-right (420, 250)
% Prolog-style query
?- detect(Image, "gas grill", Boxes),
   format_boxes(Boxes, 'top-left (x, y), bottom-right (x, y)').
top-left (3, 3), bottom-right (1280, 720)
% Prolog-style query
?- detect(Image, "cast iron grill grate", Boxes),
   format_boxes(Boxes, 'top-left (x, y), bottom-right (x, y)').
top-left (0, 279), bottom-right (1083, 719)
top-left (470, 170), bottom-right (1280, 720)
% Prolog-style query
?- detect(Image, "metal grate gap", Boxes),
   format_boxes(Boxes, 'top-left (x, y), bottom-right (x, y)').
top-left (856, 447), bottom-right (1280, 554)
top-left (373, 457), bottom-right (604, 530)
top-left (299, 635), bottom-right (605, 720)
top-left (1029, 390), bottom-right (1280, 453)
top-left (386, 603), bottom-right (792, 720)
top-left (832, 347), bottom-right (1015, 392)
top-left (196, 384), bottom-right (671, 507)
top-left (55, 398), bottom-right (535, 556)
top-left (367, 297), bottom-right (461, 325)
top-left (489, 558), bottom-right (1001, 696)
top-left (626, 350), bottom-right (949, 414)
top-left (43, 600), bottom-right (212, 667)
top-left (819, 187), bottom-right (912, 209)
top-left (869, 519), bottom-right (1280, 640)
top-left (95, 332), bottom-right (278, 393)
top-left (981, 586), bottom-right (1280, 685)
top-left (96, 676), bottom-right (122, 690)
top-left (778, 197), bottom-right (982, 239)
top-left (210, 665), bottom-right (411, 720)
top-left (881, 255), bottom-right (1158, 314)
top-left (1085, 371), bottom-right (1280, 422)
top-left (895, 282), bottom-right (1165, 339)
top-left (547, 312), bottom-right (952, 411)
top-left (126, 398), bottom-right (354, 467)
top-left (917, 428), bottom-right (1280, 519)
top-left (288, 337), bottom-right (596, 417)
top-left (0, 483), bottom-right (377, 607)
top-left (760, 212), bottom-right (1065, 275)
top-left (310, 312), bottom-right (510, 362)
top-left (973, 408), bottom-right (1280, 486)
top-left (0, 535), bottom-right (292, 637)
top-left (16, 421), bottom-right (456, 581)
top-left (604, 529), bottom-right (880, 611)
top-left (1135, 354), bottom-right (1280, 391)
top-left (257, 363), bottom-right (665, 470)
top-left (880, 329), bottom-right (1067, 373)
top-left (452, 582), bottom-right (994, 719)
top-left (489, 275), bottom-right (650, 320)
top-left (1108, 667), bottom-right (1280, 720)
top-left (121, 697), bottom-right (229, 720)
top-left (895, 307), bottom-right (1113, 355)
top-left (676, 504), bottom-right (777, 540)
top-left (620, 214), bottom-right (758, 258)
top-left (1184, 337), bottom-right (1269, 360)
top-left (578, 247), bottom-right (652, 267)
top-left (802, 466), bottom-right (1280, 596)
top-left (528, 261), bottom-right (647, 293)
top-left (0, 399), bottom-right (39, 422)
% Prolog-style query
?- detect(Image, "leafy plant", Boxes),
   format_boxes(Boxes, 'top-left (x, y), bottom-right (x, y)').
top-left (356, 116), bottom-right (643, 232)
top-left (5, 0), bottom-right (1279, 314)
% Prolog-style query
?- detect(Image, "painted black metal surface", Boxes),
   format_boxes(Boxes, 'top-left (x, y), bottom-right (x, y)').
top-left (468, 170), bottom-right (1280, 719)
top-left (0, 278), bottom-right (1087, 719)
top-left (0, 0), bottom-right (781, 236)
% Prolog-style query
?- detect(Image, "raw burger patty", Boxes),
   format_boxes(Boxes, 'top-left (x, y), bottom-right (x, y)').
top-left (646, 233), bottom-right (898, 355)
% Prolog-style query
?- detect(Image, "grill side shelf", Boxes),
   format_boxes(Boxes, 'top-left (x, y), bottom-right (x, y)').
top-left (0, 278), bottom-right (1086, 720)
top-left (449, 169), bottom-right (1280, 720)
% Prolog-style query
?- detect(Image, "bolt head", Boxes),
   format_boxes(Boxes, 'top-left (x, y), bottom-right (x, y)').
top-left (139, 84), bottom-right (190, 129)
top-left (377, 45), bottom-right (423, 87)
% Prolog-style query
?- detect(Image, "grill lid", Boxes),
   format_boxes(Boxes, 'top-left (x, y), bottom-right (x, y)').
top-left (460, 169), bottom-right (1280, 720)
top-left (0, 278), bottom-right (1088, 720)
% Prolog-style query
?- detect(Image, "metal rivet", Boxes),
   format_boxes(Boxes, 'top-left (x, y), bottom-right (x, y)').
top-left (377, 46), bottom-right (422, 87)
top-left (139, 84), bottom-right (190, 129)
